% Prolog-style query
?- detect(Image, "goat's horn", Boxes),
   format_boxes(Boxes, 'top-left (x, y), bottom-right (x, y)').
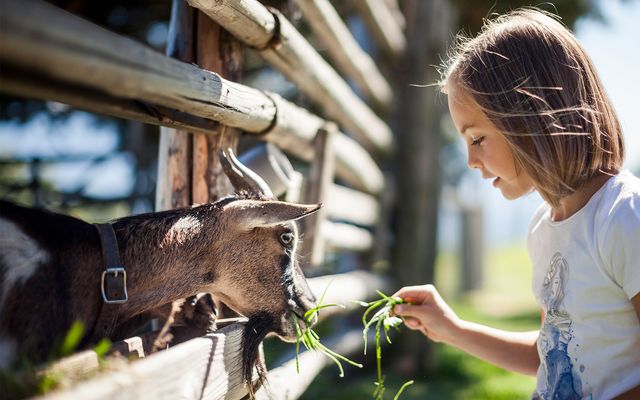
top-left (220, 148), bottom-right (275, 199)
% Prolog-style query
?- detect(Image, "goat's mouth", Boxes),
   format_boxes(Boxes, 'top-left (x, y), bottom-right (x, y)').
top-left (276, 304), bottom-right (318, 343)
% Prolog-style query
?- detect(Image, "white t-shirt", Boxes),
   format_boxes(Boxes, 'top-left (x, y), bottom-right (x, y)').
top-left (528, 170), bottom-right (640, 400)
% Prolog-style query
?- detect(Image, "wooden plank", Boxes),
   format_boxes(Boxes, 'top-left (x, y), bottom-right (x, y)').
top-left (192, 11), bottom-right (241, 205)
top-left (156, 0), bottom-right (195, 211)
top-left (302, 123), bottom-right (337, 267)
top-left (0, 0), bottom-right (276, 132)
top-left (353, 0), bottom-right (407, 59)
top-left (321, 221), bottom-right (373, 253)
top-left (0, 0), bottom-right (383, 195)
top-left (255, 328), bottom-right (367, 400)
top-left (187, 0), bottom-right (394, 154)
top-left (264, 93), bottom-right (384, 195)
top-left (41, 323), bottom-right (256, 400)
top-left (326, 184), bottom-right (379, 226)
top-left (292, 0), bottom-right (393, 110)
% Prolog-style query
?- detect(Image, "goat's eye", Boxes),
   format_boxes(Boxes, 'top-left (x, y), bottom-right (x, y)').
top-left (279, 232), bottom-right (294, 245)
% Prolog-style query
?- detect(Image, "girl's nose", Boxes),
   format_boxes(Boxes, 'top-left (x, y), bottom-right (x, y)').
top-left (467, 149), bottom-right (481, 170)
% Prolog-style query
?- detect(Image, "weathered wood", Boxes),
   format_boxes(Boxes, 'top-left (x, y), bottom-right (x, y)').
top-left (0, 66), bottom-right (221, 137)
top-left (41, 323), bottom-right (256, 400)
top-left (192, 11), bottom-right (241, 205)
top-left (0, 0), bottom-right (383, 194)
top-left (156, 0), bottom-right (195, 211)
top-left (264, 93), bottom-right (384, 194)
top-left (302, 123), bottom-right (336, 267)
top-left (292, 0), bottom-right (393, 110)
top-left (255, 328), bottom-right (366, 400)
top-left (0, 0), bottom-right (275, 132)
top-left (187, 0), bottom-right (394, 154)
top-left (353, 0), bottom-right (407, 59)
top-left (326, 184), bottom-right (379, 226)
top-left (321, 221), bottom-right (374, 253)
top-left (385, 0), bottom-right (407, 31)
top-left (38, 350), bottom-right (100, 387)
top-left (109, 337), bottom-right (146, 359)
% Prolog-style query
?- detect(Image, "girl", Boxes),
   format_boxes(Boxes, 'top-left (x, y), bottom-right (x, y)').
top-left (392, 9), bottom-right (640, 399)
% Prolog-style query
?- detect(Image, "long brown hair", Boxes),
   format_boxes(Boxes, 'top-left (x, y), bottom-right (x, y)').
top-left (441, 9), bottom-right (624, 206)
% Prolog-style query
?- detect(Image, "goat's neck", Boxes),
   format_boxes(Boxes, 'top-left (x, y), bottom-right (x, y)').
top-left (111, 205), bottom-right (223, 317)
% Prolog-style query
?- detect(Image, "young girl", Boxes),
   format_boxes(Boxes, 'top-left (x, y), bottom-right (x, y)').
top-left (392, 9), bottom-right (640, 399)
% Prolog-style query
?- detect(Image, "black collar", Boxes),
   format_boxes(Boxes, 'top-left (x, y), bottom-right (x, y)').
top-left (92, 223), bottom-right (128, 342)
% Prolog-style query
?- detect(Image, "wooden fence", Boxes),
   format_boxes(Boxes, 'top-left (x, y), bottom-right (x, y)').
top-left (0, 0), bottom-right (406, 398)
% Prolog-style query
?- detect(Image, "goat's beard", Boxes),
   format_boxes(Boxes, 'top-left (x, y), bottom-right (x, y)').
top-left (241, 311), bottom-right (275, 398)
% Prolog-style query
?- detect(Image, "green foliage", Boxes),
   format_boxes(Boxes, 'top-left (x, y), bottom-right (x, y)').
top-left (293, 284), bottom-right (363, 377)
top-left (357, 291), bottom-right (414, 400)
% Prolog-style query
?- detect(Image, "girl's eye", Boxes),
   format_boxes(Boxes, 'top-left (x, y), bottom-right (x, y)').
top-left (280, 232), bottom-right (294, 245)
top-left (471, 136), bottom-right (485, 146)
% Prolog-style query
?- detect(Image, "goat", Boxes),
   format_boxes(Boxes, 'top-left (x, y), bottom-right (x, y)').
top-left (0, 148), bottom-right (320, 392)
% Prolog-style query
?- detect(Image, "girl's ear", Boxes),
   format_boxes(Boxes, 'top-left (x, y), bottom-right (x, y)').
top-left (222, 199), bottom-right (322, 230)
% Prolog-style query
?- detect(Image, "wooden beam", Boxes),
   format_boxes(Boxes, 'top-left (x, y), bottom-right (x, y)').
top-left (322, 221), bottom-right (374, 253)
top-left (326, 184), bottom-right (379, 226)
top-left (41, 323), bottom-right (256, 400)
top-left (353, 0), bottom-right (407, 59)
top-left (0, 0), bottom-right (383, 194)
top-left (255, 328), bottom-right (368, 399)
top-left (156, 0), bottom-right (195, 211)
top-left (292, 0), bottom-right (393, 110)
top-left (187, 0), bottom-right (394, 154)
top-left (0, 0), bottom-right (275, 131)
top-left (192, 11), bottom-right (241, 205)
top-left (302, 123), bottom-right (337, 267)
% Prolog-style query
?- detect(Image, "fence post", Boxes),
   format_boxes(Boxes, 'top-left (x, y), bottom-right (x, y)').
top-left (156, 0), bottom-right (195, 211)
top-left (461, 205), bottom-right (484, 291)
top-left (191, 10), bottom-right (242, 204)
top-left (302, 122), bottom-right (337, 269)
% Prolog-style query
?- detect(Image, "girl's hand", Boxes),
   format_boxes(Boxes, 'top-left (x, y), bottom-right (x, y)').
top-left (392, 284), bottom-right (461, 344)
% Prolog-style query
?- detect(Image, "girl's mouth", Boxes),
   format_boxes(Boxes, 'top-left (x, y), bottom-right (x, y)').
top-left (492, 177), bottom-right (501, 187)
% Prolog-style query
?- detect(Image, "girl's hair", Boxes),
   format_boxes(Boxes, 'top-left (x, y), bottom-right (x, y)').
top-left (441, 9), bottom-right (624, 206)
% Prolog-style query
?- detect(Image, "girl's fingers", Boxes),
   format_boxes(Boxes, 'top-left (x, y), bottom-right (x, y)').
top-left (393, 284), bottom-right (437, 304)
top-left (403, 317), bottom-right (421, 330)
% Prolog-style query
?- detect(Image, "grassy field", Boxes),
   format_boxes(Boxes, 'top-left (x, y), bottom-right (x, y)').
top-left (294, 244), bottom-right (540, 399)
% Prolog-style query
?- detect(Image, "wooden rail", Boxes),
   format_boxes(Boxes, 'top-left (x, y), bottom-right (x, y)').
top-left (0, 0), bottom-right (383, 194)
top-left (186, 0), bottom-right (394, 154)
top-left (43, 323), bottom-right (255, 400)
top-left (292, 0), bottom-right (393, 110)
top-left (354, 0), bottom-right (407, 59)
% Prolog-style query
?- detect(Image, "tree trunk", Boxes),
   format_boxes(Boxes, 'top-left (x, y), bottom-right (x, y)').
top-left (391, 0), bottom-right (455, 375)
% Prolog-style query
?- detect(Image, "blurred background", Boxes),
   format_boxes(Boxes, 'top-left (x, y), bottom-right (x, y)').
top-left (1, 0), bottom-right (638, 398)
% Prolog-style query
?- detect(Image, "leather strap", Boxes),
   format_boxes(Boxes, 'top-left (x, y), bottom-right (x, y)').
top-left (93, 223), bottom-right (128, 342)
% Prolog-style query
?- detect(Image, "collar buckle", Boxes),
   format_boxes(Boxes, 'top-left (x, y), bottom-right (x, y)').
top-left (101, 267), bottom-right (128, 304)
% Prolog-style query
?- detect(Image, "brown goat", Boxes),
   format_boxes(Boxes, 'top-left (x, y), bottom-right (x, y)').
top-left (0, 149), bottom-right (320, 389)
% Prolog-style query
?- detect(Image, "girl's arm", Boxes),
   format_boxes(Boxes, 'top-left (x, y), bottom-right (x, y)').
top-left (393, 284), bottom-right (540, 376)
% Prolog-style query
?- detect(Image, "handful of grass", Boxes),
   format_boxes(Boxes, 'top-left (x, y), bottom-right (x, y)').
top-left (292, 285), bottom-right (363, 377)
top-left (356, 291), bottom-right (414, 400)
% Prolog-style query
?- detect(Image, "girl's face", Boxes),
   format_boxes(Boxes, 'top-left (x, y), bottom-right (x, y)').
top-left (447, 84), bottom-right (534, 200)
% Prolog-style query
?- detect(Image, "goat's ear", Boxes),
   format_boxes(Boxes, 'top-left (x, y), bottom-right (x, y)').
top-left (223, 200), bottom-right (322, 230)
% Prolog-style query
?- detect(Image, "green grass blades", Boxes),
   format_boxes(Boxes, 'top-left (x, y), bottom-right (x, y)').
top-left (293, 284), bottom-right (363, 377)
top-left (357, 291), bottom-right (414, 400)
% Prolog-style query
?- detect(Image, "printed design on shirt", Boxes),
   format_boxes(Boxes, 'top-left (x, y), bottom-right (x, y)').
top-left (537, 252), bottom-right (583, 400)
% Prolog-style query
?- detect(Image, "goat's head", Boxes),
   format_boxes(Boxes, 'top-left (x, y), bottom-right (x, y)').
top-left (210, 149), bottom-right (319, 343)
